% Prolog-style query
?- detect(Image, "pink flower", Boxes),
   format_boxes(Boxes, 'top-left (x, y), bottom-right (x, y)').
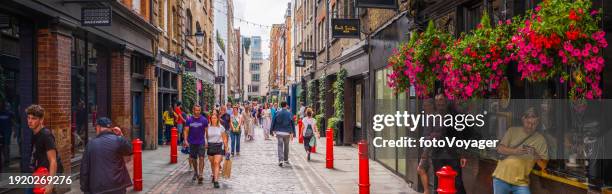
top-left (592, 46), bottom-right (599, 54)
top-left (591, 9), bottom-right (599, 16)
top-left (560, 77), bottom-right (565, 83)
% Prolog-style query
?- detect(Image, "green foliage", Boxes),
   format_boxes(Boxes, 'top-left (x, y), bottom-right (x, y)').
top-left (327, 117), bottom-right (340, 141)
top-left (314, 114), bottom-right (325, 132)
top-left (201, 82), bottom-right (215, 112)
top-left (307, 81), bottom-right (316, 107)
top-left (318, 77), bottom-right (326, 115)
top-left (181, 73), bottom-right (197, 114)
top-left (333, 69), bottom-right (347, 119)
top-left (216, 30), bottom-right (225, 53)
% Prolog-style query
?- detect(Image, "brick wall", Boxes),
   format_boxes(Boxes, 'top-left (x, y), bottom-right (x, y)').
top-left (36, 28), bottom-right (72, 175)
top-left (111, 50), bottom-right (132, 139)
top-left (143, 63), bottom-right (158, 149)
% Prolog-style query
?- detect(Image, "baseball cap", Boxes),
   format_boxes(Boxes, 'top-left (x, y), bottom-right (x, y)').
top-left (96, 117), bottom-right (112, 128)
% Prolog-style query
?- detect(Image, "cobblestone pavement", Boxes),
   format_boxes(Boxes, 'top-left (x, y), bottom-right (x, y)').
top-left (147, 127), bottom-right (313, 194)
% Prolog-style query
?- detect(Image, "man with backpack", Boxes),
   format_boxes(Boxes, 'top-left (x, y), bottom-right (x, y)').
top-left (300, 108), bottom-right (319, 160)
top-left (271, 102), bottom-right (295, 167)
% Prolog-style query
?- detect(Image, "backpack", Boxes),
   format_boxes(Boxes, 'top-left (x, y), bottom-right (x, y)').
top-left (304, 119), bottom-right (314, 137)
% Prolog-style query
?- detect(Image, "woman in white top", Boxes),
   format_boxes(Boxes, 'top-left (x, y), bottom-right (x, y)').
top-left (301, 108), bottom-right (320, 161)
top-left (206, 113), bottom-right (229, 188)
top-left (262, 103), bottom-right (272, 140)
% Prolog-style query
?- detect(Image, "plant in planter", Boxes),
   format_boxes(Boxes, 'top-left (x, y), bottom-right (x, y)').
top-left (512, 0), bottom-right (606, 99)
top-left (327, 117), bottom-right (340, 143)
top-left (181, 73), bottom-right (197, 113)
top-left (442, 12), bottom-right (516, 100)
top-left (387, 21), bottom-right (451, 98)
top-left (333, 69), bottom-right (347, 143)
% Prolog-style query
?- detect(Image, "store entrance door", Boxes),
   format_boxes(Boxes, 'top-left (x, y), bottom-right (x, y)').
top-left (132, 92), bottom-right (144, 141)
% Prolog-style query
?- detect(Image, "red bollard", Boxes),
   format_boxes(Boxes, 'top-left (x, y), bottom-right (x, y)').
top-left (436, 166), bottom-right (457, 194)
top-left (358, 140), bottom-right (370, 194)
top-left (32, 167), bottom-right (49, 194)
top-left (133, 138), bottom-right (143, 191)
top-left (170, 127), bottom-right (178, 164)
top-left (298, 119), bottom-right (304, 144)
top-left (326, 128), bottom-right (333, 169)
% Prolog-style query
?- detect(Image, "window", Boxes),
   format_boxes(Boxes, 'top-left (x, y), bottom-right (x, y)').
top-left (249, 85), bottom-right (259, 92)
top-left (250, 63), bottom-right (260, 71)
top-left (131, 56), bottom-right (145, 76)
top-left (252, 74), bottom-right (260, 82)
top-left (186, 9), bottom-right (193, 37)
top-left (133, 0), bottom-right (141, 14)
top-left (173, 8), bottom-right (180, 40)
top-left (163, 0), bottom-right (168, 34)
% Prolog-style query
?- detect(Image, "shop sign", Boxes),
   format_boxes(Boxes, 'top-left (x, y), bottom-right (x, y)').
top-left (215, 76), bottom-right (225, 84)
top-left (184, 60), bottom-right (197, 72)
top-left (295, 59), bottom-right (305, 67)
top-left (356, 0), bottom-right (397, 9)
top-left (82, 7), bottom-right (112, 26)
top-left (300, 51), bottom-right (316, 60)
top-left (332, 19), bottom-right (360, 38)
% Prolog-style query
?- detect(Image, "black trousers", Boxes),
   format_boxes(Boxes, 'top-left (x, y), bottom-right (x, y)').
top-left (303, 136), bottom-right (313, 152)
top-left (432, 158), bottom-right (466, 194)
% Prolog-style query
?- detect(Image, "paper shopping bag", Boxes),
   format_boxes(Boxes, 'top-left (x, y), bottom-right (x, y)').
top-left (222, 159), bottom-right (232, 178)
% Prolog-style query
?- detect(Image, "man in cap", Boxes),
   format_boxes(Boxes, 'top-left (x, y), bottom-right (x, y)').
top-left (80, 117), bottom-right (133, 194)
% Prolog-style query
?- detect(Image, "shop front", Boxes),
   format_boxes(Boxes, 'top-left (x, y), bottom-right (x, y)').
top-left (157, 52), bottom-right (179, 145)
top-left (0, 4), bottom-right (36, 176)
top-left (368, 0), bottom-right (612, 193)
top-left (1, 0), bottom-right (160, 181)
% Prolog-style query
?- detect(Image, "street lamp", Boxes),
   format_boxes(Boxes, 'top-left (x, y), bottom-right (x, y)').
top-left (185, 29), bottom-right (205, 46)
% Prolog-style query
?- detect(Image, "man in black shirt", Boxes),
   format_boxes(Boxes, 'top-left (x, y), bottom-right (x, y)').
top-left (26, 105), bottom-right (62, 194)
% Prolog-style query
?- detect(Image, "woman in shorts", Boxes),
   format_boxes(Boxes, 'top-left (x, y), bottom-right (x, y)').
top-left (206, 113), bottom-right (229, 188)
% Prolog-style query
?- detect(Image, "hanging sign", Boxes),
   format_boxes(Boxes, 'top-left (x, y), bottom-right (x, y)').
top-left (82, 7), bottom-right (112, 26)
top-left (356, 0), bottom-right (398, 9)
top-left (332, 19), bottom-right (360, 38)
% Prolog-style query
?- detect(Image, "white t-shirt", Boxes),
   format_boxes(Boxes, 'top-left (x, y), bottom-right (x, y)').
top-left (301, 117), bottom-right (317, 136)
top-left (207, 125), bottom-right (225, 143)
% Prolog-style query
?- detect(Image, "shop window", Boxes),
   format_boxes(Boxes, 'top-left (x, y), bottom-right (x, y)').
top-left (130, 56), bottom-right (145, 76)
top-left (374, 69), bottom-right (398, 171)
top-left (171, 74), bottom-right (177, 89)
top-left (462, 1), bottom-right (484, 33)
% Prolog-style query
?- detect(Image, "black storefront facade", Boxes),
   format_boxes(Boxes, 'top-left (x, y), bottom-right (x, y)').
top-left (365, 1), bottom-right (612, 193)
top-left (157, 51), bottom-right (180, 145)
top-left (0, 1), bottom-right (159, 190)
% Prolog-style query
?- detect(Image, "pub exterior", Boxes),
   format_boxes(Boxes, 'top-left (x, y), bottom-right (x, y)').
top-left (361, 0), bottom-right (612, 193)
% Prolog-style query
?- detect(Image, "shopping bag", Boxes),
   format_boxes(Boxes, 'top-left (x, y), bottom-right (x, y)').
top-left (309, 136), bottom-right (316, 147)
top-left (222, 156), bottom-right (232, 178)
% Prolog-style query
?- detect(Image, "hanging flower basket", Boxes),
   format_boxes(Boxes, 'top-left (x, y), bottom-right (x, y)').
top-left (512, 0), bottom-right (607, 100)
top-left (387, 21), bottom-right (451, 98)
top-left (442, 13), bottom-right (516, 100)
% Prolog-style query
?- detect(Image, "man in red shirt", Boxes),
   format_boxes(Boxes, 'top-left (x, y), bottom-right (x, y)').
top-left (174, 101), bottom-right (186, 144)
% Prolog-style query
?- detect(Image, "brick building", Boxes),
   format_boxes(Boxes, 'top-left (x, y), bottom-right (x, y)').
top-left (0, 0), bottom-right (160, 192)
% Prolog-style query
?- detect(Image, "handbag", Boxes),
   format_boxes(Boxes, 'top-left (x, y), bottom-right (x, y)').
top-left (309, 136), bottom-right (316, 147)
top-left (222, 156), bottom-right (232, 178)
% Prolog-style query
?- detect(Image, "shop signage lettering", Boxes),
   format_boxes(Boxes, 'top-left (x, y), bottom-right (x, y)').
top-left (184, 60), bottom-right (196, 72)
top-left (332, 19), bottom-right (360, 38)
top-left (300, 51), bottom-right (316, 60)
top-left (356, 0), bottom-right (397, 9)
top-left (82, 7), bottom-right (112, 26)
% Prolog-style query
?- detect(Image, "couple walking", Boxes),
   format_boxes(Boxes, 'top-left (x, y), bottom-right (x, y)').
top-left (182, 105), bottom-right (229, 188)
top-left (271, 102), bottom-right (320, 167)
